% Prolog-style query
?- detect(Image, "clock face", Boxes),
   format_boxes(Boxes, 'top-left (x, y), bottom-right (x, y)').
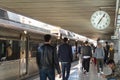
top-left (91, 11), bottom-right (110, 30)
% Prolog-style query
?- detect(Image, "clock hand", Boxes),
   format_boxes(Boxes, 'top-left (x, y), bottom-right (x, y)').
top-left (97, 14), bottom-right (105, 25)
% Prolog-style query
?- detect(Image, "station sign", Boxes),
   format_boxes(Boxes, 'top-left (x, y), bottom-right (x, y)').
top-left (111, 36), bottom-right (118, 39)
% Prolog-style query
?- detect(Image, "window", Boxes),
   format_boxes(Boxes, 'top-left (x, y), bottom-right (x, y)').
top-left (0, 40), bottom-right (20, 61)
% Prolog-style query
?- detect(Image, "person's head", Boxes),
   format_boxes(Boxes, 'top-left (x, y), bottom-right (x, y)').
top-left (63, 37), bottom-right (68, 43)
top-left (7, 44), bottom-right (11, 47)
top-left (97, 43), bottom-right (102, 48)
top-left (110, 43), bottom-right (114, 48)
top-left (91, 43), bottom-right (94, 47)
top-left (107, 59), bottom-right (115, 68)
top-left (84, 41), bottom-right (88, 46)
top-left (106, 41), bottom-right (108, 44)
top-left (44, 34), bottom-right (51, 43)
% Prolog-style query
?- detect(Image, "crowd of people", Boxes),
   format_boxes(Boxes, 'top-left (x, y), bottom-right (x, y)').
top-left (36, 34), bottom-right (73, 80)
top-left (36, 34), bottom-right (120, 80)
top-left (80, 41), bottom-right (120, 80)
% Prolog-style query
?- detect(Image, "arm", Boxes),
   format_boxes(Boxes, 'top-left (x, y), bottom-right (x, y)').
top-left (58, 46), bottom-right (61, 59)
top-left (80, 47), bottom-right (84, 59)
top-left (101, 71), bottom-right (114, 78)
top-left (78, 46), bottom-right (81, 54)
top-left (53, 47), bottom-right (61, 74)
top-left (105, 73), bottom-right (114, 78)
top-left (93, 49), bottom-right (97, 58)
top-left (69, 45), bottom-right (73, 62)
top-left (90, 47), bottom-right (92, 58)
top-left (36, 47), bottom-right (41, 67)
top-left (102, 48), bottom-right (105, 58)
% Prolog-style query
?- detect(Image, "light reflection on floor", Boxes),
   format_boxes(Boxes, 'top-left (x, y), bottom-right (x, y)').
top-left (32, 52), bottom-right (120, 80)
top-left (33, 62), bottom-right (109, 80)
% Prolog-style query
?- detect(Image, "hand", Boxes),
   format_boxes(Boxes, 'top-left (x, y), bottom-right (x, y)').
top-left (91, 58), bottom-right (94, 61)
top-left (58, 74), bottom-right (62, 78)
top-left (101, 74), bottom-right (106, 78)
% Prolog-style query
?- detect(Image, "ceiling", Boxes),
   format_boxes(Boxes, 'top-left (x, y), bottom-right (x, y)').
top-left (0, 0), bottom-right (116, 40)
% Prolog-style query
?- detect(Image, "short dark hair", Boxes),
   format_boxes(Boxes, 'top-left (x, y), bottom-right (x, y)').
top-left (44, 34), bottom-right (51, 42)
top-left (84, 41), bottom-right (88, 44)
top-left (106, 41), bottom-right (108, 44)
top-left (107, 59), bottom-right (115, 65)
top-left (63, 37), bottom-right (68, 42)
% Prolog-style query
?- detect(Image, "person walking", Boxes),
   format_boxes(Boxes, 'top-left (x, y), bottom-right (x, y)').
top-left (94, 43), bottom-right (105, 76)
top-left (58, 37), bottom-right (73, 80)
top-left (108, 43), bottom-right (115, 60)
top-left (91, 44), bottom-right (96, 66)
top-left (81, 41), bottom-right (92, 74)
top-left (36, 34), bottom-right (61, 80)
top-left (104, 42), bottom-right (110, 64)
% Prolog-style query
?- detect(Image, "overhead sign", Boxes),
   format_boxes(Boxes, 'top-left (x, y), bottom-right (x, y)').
top-left (111, 36), bottom-right (118, 39)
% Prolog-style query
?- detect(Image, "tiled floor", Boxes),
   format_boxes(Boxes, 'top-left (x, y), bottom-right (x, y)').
top-left (32, 60), bottom-right (112, 80)
top-left (29, 53), bottom-right (119, 80)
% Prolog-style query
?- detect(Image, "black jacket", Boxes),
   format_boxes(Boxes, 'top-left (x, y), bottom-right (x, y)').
top-left (36, 44), bottom-right (61, 74)
top-left (58, 43), bottom-right (73, 62)
top-left (81, 45), bottom-right (92, 58)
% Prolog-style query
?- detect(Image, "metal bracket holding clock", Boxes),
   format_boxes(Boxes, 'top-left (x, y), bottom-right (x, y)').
top-left (91, 10), bottom-right (111, 30)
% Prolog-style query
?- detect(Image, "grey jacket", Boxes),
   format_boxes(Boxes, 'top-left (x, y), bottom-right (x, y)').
top-left (94, 47), bottom-right (105, 59)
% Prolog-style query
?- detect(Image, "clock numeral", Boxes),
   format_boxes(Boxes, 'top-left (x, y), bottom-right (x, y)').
top-left (107, 19), bottom-right (109, 21)
top-left (93, 16), bottom-right (96, 18)
top-left (99, 12), bottom-right (102, 15)
top-left (96, 13), bottom-right (98, 16)
top-left (106, 16), bottom-right (108, 18)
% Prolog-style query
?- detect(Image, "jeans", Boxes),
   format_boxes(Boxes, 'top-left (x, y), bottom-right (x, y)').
top-left (39, 68), bottom-right (55, 80)
top-left (107, 78), bottom-right (117, 80)
top-left (61, 62), bottom-right (71, 80)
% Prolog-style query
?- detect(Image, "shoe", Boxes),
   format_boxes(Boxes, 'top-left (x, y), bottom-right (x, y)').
top-left (86, 72), bottom-right (89, 74)
top-left (83, 70), bottom-right (86, 74)
top-left (100, 71), bottom-right (104, 74)
top-left (86, 72), bottom-right (89, 76)
top-left (97, 73), bottom-right (100, 77)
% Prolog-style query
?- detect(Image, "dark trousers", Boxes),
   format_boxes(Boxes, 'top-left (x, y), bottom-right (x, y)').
top-left (96, 59), bottom-right (104, 73)
top-left (61, 62), bottom-right (71, 80)
top-left (39, 68), bottom-right (55, 80)
top-left (82, 58), bottom-right (90, 72)
top-left (104, 53), bottom-right (108, 64)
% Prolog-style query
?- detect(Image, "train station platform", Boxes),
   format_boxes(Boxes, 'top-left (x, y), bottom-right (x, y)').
top-left (28, 52), bottom-right (120, 80)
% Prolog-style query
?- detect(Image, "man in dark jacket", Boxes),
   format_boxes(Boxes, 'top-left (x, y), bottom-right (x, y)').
top-left (58, 37), bottom-right (73, 80)
top-left (36, 34), bottom-right (61, 80)
top-left (81, 41), bottom-right (92, 74)
top-left (104, 41), bottom-right (110, 64)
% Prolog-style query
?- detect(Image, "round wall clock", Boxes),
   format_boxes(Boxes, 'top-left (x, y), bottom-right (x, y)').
top-left (91, 10), bottom-right (110, 30)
